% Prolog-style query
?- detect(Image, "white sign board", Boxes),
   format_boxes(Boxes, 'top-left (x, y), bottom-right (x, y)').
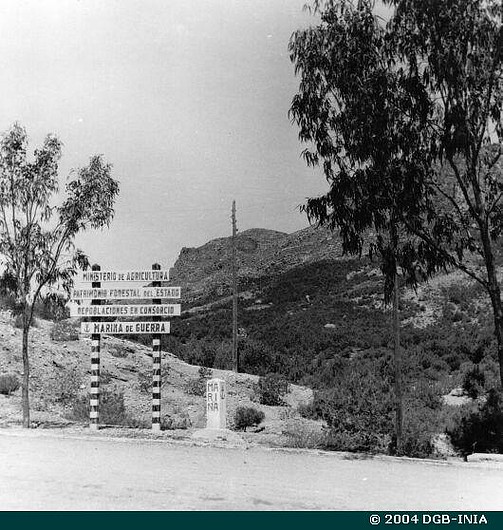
top-left (79, 270), bottom-right (170, 283)
top-left (206, 378), bottom-right (226, 430)
top-left (81, 321), bottom-right (171, 335)
top-left (70, 287), bottom-right (181, 301)
top-left (70, 303), bottom-right (181, 318)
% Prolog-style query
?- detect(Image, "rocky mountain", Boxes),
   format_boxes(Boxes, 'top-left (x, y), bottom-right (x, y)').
top-left (170, 225), bottom-right (347, 306)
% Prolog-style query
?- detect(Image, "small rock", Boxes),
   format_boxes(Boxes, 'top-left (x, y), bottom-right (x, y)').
top-left (467, 453), bottom-right (503, 463)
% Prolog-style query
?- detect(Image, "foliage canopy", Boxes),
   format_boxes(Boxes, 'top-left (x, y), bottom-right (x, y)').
top-left (289, 0), bottom-right (503, 383)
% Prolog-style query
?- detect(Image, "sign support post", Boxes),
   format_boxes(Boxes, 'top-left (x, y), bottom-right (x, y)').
top-left (151, 263), bottom-right (162, 431)
top-left (90, 264), bottom-right (101, 431)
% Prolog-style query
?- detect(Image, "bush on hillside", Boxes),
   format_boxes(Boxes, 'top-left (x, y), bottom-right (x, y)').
top-left (108, 344), bottom-right (133, 358)
top-left (397, 385), bottom-right (443, 458)
top-left (282, 421), bottom-right (326, 449)
top-left (183, 338), bottom-right (217, 368)
top-left (68, 389), bottom-right (129, 425)
top-left (0, 373), bottom-right (20, 395)
top-left (254, 373), bottom-right (289, 406)
top-left (462, 365), bottom-right (485, 399)
top-left (233, 406), bottom-right (265, 431)
top-left (212, 341), bottom-right (233, 370)
top-left (447, 388), bottom-right (503, 456)
top-left (137, 370), bottom-right (151, 394)
top-left (137, 362), bottom-right (171, 395)
top-left (312, 358), bottom-right (395, 453)
top-left (13, 313), bottom-right (25, 329)
top-left (185, 366), bottom-right (213, 396)
top-left (50, 320), bottom-right (79, 341)
top-left (297, 401), bottom-right (318, 420)
top-left (39, 367), bottom-right (82, 405)
top-left (238, 339), bottom-right (279, 376)
top-left (161, 411), bottom-right (191, 430)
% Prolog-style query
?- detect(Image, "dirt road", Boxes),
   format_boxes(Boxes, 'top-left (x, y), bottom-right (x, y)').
top-left (0, 430), bottom-right (502, 510)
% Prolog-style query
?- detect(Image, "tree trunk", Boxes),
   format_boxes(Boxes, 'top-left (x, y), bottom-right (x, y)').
top-left (21, 309), bottom-right (31, 428)
top-left (393, 271), bottom-right (403, 453)
top-left (494, 310), bottom-right (503, 389)
top-left (486, 276), bottom-right (503, 388)
top-left (479, 225), bottom-right (503, 388)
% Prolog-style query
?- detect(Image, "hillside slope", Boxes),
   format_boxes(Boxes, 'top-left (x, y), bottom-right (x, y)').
top-left (166, 224), bottom-right (499, 429)
top-left (0, 309), bottom-right (316, 446)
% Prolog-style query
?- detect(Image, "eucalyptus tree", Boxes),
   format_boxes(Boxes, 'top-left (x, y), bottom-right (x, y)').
top-left (386, 0), bottom-right (503, 385)
top-left (289, 0), bottom-right (441, 451)
top-left (290, 0), bottom-right (503, 398)
top-left (0, 123), bottom-right (119, 427)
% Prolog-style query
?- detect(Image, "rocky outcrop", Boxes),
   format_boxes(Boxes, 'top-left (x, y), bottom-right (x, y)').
top-left (170, 225), bottom-right (344, 305)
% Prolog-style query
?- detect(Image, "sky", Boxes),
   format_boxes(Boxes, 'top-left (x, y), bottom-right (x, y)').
top-left (0, 0), bottom-right (329, 270)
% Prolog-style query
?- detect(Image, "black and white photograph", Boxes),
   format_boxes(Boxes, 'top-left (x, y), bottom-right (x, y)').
top-left (0, 0), bottom-right (502, 515)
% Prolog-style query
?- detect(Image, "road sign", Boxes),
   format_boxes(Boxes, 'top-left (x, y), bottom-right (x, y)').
top-left (70, 286), bottom-right (181, 301)
top-left (81, 321), bottom-right (171, 335)
top-left (79, 270), bottom-right (170, 283)
top-left (70, 303), bottom-right (181, 318)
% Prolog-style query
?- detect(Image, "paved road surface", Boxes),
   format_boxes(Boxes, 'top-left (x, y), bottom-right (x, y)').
top-left (0, 431), bottom-right (502, 510)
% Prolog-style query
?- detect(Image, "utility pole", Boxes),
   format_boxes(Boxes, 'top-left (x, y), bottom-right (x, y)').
top-left (232, 200), bottom-right (239, 373)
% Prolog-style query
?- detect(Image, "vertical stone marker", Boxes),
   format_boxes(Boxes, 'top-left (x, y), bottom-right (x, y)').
top-left (206, 378), bottom-right (226, 429)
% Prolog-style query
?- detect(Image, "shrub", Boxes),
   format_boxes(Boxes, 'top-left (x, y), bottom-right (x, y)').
top-left (161, 412), bottom-right (191, 430)
top-left (184, 378), bottom-right (205, 396)
top-left (13, 313), bottom-right (24, 329)
top-left (42, 367), bottom-right (82, 405)
top-left (239, 339), bottom-right (278, 375)
top-left (282, 421), bottom-right (326, 449)
top-left (137, 371), bottom-right (151, 394)
top-left (399, 412), bottom-right (436, 458)
top-left (313, 358), bottom-right (395, 453)
top-left (183, 339), bottom-right (216, 368)
top-left (297, 401), bottom-right (318, 420)
top-left (324, 429), bottom-right (391, 454)
top-left (67, 389), bottom-right (129, 425)
top-left (400, 430), bottom-right (434, 458)
top-left (212, 341), bottom-right (233, 370)
top-left (108, 345), bottom-right (132, 358)
top-left (447, 388), bottom-right (503, 456)
top-left (185, 366), bottom-right (213, 396)
top-left (68, 394), bottom-right (90, 422)
top-left (233, 406), bottom-right (265, 431)
top-left (198, 366), bottom-right (213, 380)
top-left (50, 320), bottom-right (79, 341)
top-left (100, 370), bottom-right (113, 385)
top-left (0, 373), bottom-right (20, 395)
top-left (462, 365), bottom-right (485, 399)
top-left (125, 417), bottom-right (151, 429)
top-left (138, 362), bottom-right (171, 394)
top-left (99, 390), bottom-right (128, 424)
top-left (255, 373), bottom-right (289, 406)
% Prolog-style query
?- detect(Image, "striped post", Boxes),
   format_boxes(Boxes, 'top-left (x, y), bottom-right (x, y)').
top-left (90, 264), bottom-right (101, 430)
top-left (152, 263), bottom-right (162, 431)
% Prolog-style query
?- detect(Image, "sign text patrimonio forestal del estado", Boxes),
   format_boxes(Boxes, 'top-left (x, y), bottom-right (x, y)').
top-left (72, 286), bottom-right (181, 302)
